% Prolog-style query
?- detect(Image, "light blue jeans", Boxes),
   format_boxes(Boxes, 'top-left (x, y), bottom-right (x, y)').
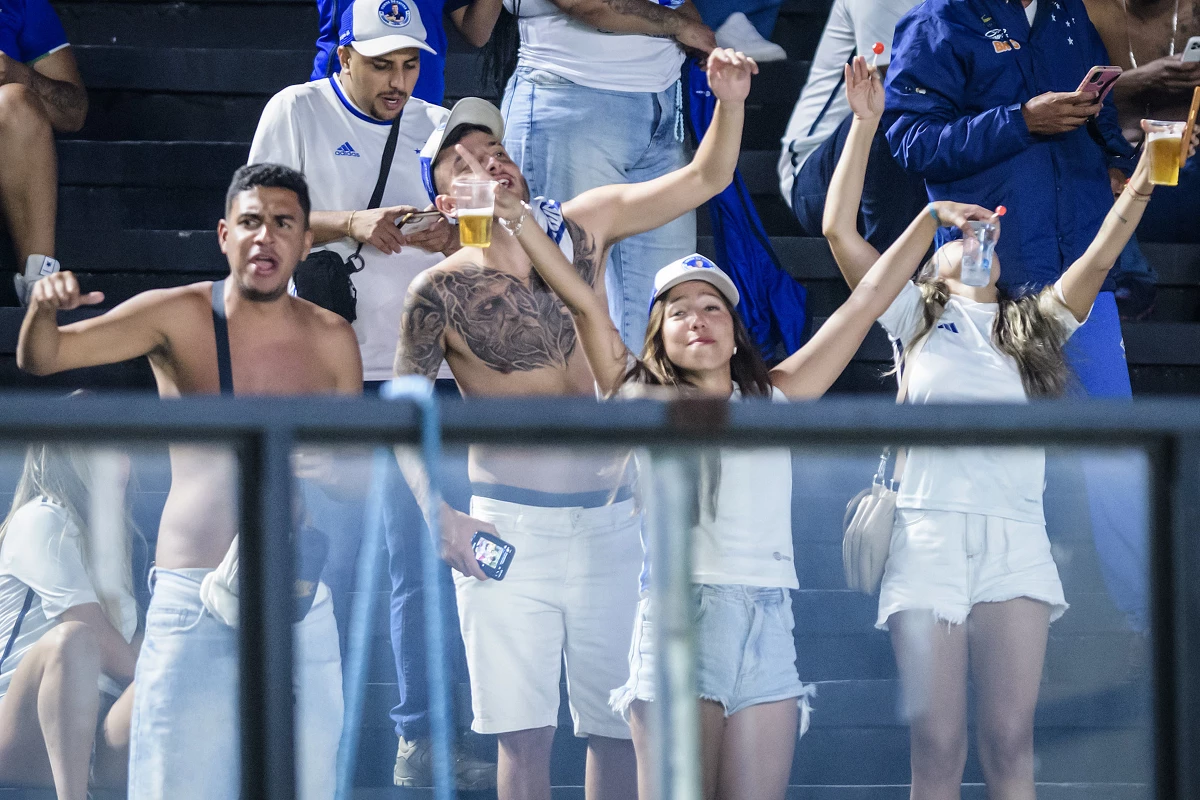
top-left (502, 67), bottom-right (696, 349)
top-left (127, 568), bottom-right (344, 800)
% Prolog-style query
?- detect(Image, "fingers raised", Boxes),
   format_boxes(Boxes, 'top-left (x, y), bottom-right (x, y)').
top-left (453, 143), bottom-right (490, 180)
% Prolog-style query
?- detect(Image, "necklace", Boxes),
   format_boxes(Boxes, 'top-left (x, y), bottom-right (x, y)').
top-left (1122, 0), bottom-right (1181, 67)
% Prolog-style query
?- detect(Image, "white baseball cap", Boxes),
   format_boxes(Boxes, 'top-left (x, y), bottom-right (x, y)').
top-left (339, 0), bottom-right (436, 58)
top-left (419, 97), bottom-right (506, 202)
top-left (650, 254), bottom-right (740, 312)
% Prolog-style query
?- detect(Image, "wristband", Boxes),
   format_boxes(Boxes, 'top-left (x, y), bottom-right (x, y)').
top-left (1124, 181), bottom-right (1153, 200)
top-left (926, 203), bottom-right (941, 226)
top-left (499, 202), bottom-right (532, 237)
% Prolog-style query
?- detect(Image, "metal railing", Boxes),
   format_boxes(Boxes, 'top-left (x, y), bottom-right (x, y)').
top-left (1, 392), bottom-right (1198, 799)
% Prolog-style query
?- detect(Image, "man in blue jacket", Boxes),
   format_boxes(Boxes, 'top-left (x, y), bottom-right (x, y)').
top-left (884, 0), bottom-right (1148, 632)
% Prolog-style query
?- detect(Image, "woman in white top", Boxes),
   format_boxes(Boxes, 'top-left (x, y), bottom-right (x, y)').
top-left (822, 56), bottom-right (1168, 800)
top-left (448, 85), bottom-right (995, 793)
top-left (0, 445), bottom-right (141, 800)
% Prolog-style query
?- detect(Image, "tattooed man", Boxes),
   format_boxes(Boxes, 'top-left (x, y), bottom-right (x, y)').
top-left (395, 48), bottom-right (755, 800)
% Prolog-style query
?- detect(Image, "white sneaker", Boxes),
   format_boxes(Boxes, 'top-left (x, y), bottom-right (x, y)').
top-left (715, 12), bottom-right (787, 62)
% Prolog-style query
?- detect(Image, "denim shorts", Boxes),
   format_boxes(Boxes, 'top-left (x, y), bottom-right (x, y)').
top-left (611, 585), bottom-right (814, 724)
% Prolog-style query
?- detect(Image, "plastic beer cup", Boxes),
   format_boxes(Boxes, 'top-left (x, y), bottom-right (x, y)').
top-left (1144, 119), bottom-right (1185, 187)
top-left (454, 178), bottom-right (495, 248)
top-left (960, 220), bottom-right (998, 287)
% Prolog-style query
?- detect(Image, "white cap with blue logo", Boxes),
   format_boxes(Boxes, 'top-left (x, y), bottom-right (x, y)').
top-left (649, 254), bottom-right (740, 313)
top-left (340, 0), bottom-right (436, 58)
top-left (418, 97), bottom-right (506, 203)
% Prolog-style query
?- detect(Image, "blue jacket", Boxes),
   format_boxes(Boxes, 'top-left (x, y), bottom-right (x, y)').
top-left (883, 0), bottom-right (1135, 292)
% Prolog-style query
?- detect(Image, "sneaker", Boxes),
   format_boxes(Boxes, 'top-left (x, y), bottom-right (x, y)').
top-left (714, 12), bottom-right (787, 62)
top-left (394, 735), bottom-right (497, 791)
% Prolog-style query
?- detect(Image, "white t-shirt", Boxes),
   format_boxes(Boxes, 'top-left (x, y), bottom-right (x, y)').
top-left (691, 387), bottom-right (798, 589)
top-left (777, 0), bottom-right (920, 204)
top-left (503, 0), bottom-right (687, 93)
top-left (248, 78), bottom-right (451, 381)
top-left (877, 281), bottom-right (1085, 524)
top-left (1025, 0), bottom-right (1038, 25)
top-left (0, 499), bottom-right (138, 699)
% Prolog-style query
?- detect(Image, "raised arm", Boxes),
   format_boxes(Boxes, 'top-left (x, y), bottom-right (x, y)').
top-left (17, 272), bottom-right (169, 376)
top-left (770, 201), bottom-right (994, 399)
top-left (449, 0), bottom-right (505, 48)
top-left (823, 56), bottom-right (885, 290)
top-left (1058, 148), bottom-right (1159, 321)
top-left (548, 0), bottom-right (715, 52)
top-left (564, 48), bottom-right (755, 247)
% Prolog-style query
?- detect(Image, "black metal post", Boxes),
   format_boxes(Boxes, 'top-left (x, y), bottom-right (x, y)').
top-left (1164, 436), bottom-right (1200, 800)
top-left (240, 427), bottom-right (297, 800)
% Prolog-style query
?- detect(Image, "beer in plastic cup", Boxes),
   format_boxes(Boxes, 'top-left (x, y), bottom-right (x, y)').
top-left (453, 178), bottom-right (495, 248)
top-left (960, 221), bottom-right (998, 287)
top-left (1144, 119), bottom-right (1185, 187)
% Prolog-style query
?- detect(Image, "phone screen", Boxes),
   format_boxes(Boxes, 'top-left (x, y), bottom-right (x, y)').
top-left (473, 537), bottom-right (504, 570)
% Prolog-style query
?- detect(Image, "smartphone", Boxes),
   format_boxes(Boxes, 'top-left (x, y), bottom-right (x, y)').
top-left (1182, 36), bottom-right (1200, 63)
top-left (1076, 65), bottom-right (1123, 102)
top-left (471, 531), bottom-right (515, 580)
top-left (399, 210), bottom-right (443, 234)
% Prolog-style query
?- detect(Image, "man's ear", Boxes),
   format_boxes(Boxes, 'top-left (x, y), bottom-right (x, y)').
top-left (302, 226), bottom-right (315, 255)
top-left (435, 194), bottom-right (457, 219)
top-left (217, 218), bottom-right (230, 254)
top-left (337, 45), bottom-right (352, 74)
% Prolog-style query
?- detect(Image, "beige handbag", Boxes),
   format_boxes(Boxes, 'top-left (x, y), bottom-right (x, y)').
top-left (842, 314), bottom-right (938, 594)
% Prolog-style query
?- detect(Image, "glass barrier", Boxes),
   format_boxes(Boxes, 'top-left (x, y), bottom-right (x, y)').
top-left (297, 437), bottom-right (1154, 800)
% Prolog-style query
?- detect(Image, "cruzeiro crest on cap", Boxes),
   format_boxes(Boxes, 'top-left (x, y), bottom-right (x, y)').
top-left (683, 254), bottom-right (716, 271)
top-left (378, 0), bottom-right (411, 27)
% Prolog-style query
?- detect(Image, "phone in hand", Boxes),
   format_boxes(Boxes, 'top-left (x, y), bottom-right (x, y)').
top-left (1183, 36), bottom-right (1200, 63)
top-left (471, 531), bottom-right (515, 580)
top-left (1076, 65), bottom-right (1123, 102)
top-left (399, 210), bottom-right (443, 235)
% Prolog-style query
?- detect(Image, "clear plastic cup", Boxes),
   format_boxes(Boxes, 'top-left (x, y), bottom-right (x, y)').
top-left (960, 221), bottom-right (998, 287)
top-left (1144, 119), bottom-right (1186, 187)
top-left (453, 178), bottom-right (495, 248)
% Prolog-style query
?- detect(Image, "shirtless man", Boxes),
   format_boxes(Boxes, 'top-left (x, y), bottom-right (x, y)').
top-left (1084, 0), bottom-right (1200, 241)
top-left (396, 48), bottom-right (756, 800)
top-left (16, 163), bottom-right (362, 800)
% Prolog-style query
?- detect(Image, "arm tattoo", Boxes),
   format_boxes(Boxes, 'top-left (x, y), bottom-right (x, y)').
top-left (414, 220), bottom-right (604, 374)
top-left (396, 278), bottom-right (448, 379)
top-left (26, 69), bottom-right (87, 129)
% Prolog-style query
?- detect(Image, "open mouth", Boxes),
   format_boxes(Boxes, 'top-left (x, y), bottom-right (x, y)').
top-left (496, 176), bottom-right (514, 189)
top-left (379, 95), bottom-right (405, 111)
top-left (249, 255), bottom-right (279, 275)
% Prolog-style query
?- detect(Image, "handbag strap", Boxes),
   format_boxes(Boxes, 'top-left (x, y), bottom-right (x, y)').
top-left (211, 279), bottom-right (234, 395)
top-left (348, 112), bottom-right (404, 267)
top-left (0, 588), bottom-right (36, 674)
top-left (892, 302), bottom-right (945, 479)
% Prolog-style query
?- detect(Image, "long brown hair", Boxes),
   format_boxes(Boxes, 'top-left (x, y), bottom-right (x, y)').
top-left (897, 259), bottom-right (1075, 398)
top-left (0, 444), bottom-right (138, 630)
top-left (617, 292), bottom-right (773, 398)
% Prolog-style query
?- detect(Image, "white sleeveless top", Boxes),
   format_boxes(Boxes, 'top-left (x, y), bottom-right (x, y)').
top-left (504, 0), bottom-right (687, 93)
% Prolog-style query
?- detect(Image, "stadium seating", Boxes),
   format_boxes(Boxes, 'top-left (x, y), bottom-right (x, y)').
top-left (0, 1), bottom-right (1163, 797)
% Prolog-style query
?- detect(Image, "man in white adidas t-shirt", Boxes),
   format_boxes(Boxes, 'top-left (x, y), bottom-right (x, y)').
top-left (248, 0), bottom-right (496, 791)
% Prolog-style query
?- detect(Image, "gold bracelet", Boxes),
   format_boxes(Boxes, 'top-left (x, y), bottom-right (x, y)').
top-left (346, 210), bottom-right (356, 237)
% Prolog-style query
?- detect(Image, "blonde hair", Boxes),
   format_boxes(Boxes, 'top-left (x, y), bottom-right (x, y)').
top-left (0, 444), bottom-right (138, 630)
top-left (894, 259), bottom-right (1075, 399)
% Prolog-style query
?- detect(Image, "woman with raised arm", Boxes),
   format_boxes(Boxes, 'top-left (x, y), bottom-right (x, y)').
top-left (823, 55), bottom-right (1167, 800)
top-left (452, 83), bottom-right (992, 793)
top-left (0, 444), bottom-right (141, 800)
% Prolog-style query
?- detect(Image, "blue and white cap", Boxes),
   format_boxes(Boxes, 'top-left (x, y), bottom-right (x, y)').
top-left (649, 254), bottom-right (740, 312)
top-left (339, 0), bottom-right (436, 58)
top-left (418, 97), bottom-right (506, 203)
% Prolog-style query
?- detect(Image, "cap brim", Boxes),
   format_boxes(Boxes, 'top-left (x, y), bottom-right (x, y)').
top-left (351, 37), bottom-right (436, 57)
top-left (654, 272), bottom-right (740, 308)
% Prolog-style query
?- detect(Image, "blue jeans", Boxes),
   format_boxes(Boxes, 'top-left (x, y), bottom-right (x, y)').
top-left (1062, 292), bottom-right (1148, 632)
top-left (790, 112), bottom-right (928, 252)
top-left (693, 0), bottom-right (782, 35)
top-left (127, 569), bottom-right (343, 800)
top-left (502, 67), bottom-right (695, 350)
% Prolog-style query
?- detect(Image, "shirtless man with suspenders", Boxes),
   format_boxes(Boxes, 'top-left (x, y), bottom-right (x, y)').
top-left (16, 163), bottom-right (361, 800)
top-left (395, 48), bottom-right (756, 800)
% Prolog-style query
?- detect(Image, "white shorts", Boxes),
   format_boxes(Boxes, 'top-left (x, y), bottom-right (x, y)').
top-left (877, 508), bottom-right (1068, 630)
top-left (456, 495), bottom-right (642, 738)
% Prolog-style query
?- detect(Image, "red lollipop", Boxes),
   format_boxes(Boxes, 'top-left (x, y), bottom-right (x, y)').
top-left (995, 205), bottom-right (1007, 217)
top-left (871, 41), bottom-right (885, 67)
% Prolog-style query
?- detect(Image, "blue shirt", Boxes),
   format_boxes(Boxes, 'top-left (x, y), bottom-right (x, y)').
top-left (312, 0), bottom-right (468, 105)
top-left (883, 0), bottom-right (1136, 293)
top-left (0, 0), bottom-right (69, 64)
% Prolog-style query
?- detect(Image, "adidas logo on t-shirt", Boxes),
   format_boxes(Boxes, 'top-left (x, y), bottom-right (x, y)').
top-left (334, 142), bottom-right (360, 157)
top-left (937, 322), bottom-right (959, 334)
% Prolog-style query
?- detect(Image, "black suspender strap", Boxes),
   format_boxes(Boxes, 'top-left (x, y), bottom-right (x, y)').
top-left (211, 279), bottom-right (234, 395)
top-left (0, 588), bottom-right (36, 674)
